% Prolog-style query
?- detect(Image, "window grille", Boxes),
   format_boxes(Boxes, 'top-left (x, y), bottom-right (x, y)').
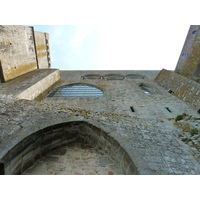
top-left (47, 84), bottom-right (104, 98)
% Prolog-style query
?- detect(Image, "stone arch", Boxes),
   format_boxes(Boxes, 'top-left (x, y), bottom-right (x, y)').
top-left (47, 83), bottom-right (104, 98)
top-left (2, 121), bottom-right (138, 175)
top-left (103, 74), bottom-right (124, 80)
top-left (125, 74), bottom-right (147, 79)
top-left (81, 74), bottom-right (102, 79)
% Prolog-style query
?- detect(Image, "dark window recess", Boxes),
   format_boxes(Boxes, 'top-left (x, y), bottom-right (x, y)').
top-left (197, 109), bottom-right (200, 114)
top-left (165, 107), bottom-right (172, 113)
top-left (168, 89), bottom-right (174, 94)
top-left (182, 53), bottom-right (189, 58)
top-left (130, 106), bottom-right (135, 112)
top-left (192, 30), bottom-right (198, 34)
top-left (0, 161), bottom-right (5, 175)
top-left (141, 87), bottom-right (152, 95)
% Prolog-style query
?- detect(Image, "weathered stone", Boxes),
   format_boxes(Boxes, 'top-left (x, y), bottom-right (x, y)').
top-left (0, 25), bottom-right (200, 175)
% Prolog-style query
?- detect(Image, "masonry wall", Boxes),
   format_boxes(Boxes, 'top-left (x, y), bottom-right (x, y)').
top-left (34, 31), bottom-right (51, 69)
top-left (155, 69), bottom-right (200, 110)
top-left (175, 25), bottom-right (200, 82)
top-left (0, 25), bottom-right (38, 82)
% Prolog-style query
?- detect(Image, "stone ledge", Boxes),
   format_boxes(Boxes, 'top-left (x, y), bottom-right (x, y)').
top-left (0, 69), bottom-right (60, 100)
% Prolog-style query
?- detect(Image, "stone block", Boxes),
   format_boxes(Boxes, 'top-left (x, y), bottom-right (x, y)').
top-left (51, 138), bottom-right (62, 150)
top-left (41, 142), bottom-right (53, 156)
top-left (88, 134), bottom-right (99, 147)
top-left (62, 130), bottom-right (79, 142)
top-left (10, 154), bottom-right (23, 175)
top-left (97, 134), bottom-right (107, 150)
top-left (4, 165), bottom-right (11, 175)
top-left (42, 132), bottom-right (53, 145)
top-left (22, 139), bottom-right (35, 157)
top-left (22, 150), bottom-right (34, 173)
top-left (52, 128), bottom-right (63, 141)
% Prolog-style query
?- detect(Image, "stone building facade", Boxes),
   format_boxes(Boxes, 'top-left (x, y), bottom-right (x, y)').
top-left (0, 25), bottom-right (199, 175)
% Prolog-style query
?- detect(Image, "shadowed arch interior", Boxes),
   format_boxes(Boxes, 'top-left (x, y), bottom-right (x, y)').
top-left (2, 121), bottom-right (138, 175)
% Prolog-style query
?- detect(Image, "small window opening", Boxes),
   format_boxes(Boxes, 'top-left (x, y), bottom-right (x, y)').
top-left (182, 53), bottom-right (189, 58)
top-left (130, 106), bottom-right (135, 112)
top-left (192, 30), bottom-right (198, 35)
top-left (197, 109), bottom-right (200, 114)
top-left (0, 162), bottom-right (5, 175)
top-left (141, 87), bottom-right (152, 95)
top-left (165, 107), bottom-right (172, 113)
top-left (168, 89), bottom-right (174, 94)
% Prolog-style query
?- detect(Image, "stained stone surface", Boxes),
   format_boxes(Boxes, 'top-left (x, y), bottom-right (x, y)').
top-left (23, 143), bottom-right (123, 175)
top-left (0, 70), bottom-right (200, 175)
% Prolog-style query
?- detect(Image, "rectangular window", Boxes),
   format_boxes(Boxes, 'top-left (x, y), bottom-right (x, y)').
top-left (182, 53), bottom-right (189, 58)
top-left (130, 106), bottom-right (135, 112)
top-left (168, 89), bottom-right (174, 94)
top-left (165, 107), bottom-right (172, 113)
top-left (0, 162), bottom-right (5, 175)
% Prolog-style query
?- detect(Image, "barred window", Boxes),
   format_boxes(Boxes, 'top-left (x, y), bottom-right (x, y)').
top-left (47, 84), bottom-right (103, 98)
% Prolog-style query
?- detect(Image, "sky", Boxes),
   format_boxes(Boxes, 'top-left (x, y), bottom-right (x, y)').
top-left (3, 0), bottom-right (200, 72)
top-left (30, 24), bottom-right (189, 71)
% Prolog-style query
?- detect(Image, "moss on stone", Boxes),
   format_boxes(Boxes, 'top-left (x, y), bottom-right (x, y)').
top-left (175, 115), bottom-right (183, 122)
top-left (190, 128), bottom-right (199, 136)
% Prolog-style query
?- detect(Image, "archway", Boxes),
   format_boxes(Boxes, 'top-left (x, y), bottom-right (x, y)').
top-left (2, 121), bottom-right (138, 175)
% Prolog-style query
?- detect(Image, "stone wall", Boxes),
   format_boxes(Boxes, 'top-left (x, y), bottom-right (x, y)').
top-left (0, 94), bottom-right (199, 175)
top-left (0, 25), bottom-right (37, 81)
top-left (2, 121), bottom-right (137, 175)
top-left (175, 25), bottom-right (200, 82)
top-left (155, 69), bottom-right (200, 110)
top-left (0, 25), bottom-right (51, 82)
